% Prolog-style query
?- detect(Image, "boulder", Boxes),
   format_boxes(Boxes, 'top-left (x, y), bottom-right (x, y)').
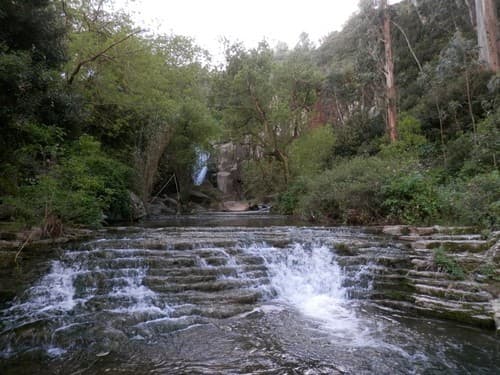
top-left (129, 192), bottom-right (147, 220)
top-left (147, 199), bottom-right (176, 216)
top-left (222, 201), bottom-right (250, 212)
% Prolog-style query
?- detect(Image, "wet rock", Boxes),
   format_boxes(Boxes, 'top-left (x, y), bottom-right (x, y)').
top-left (375, 226), bottom-right (499, 329)
top-left (147, 198), bottom-right (176, 216)
top-left (492, 298), bottom-right (500, 331)
top-left (381, 225), bottom-right (409, 236)
top-left (129, 191), bottom-right (147, 220)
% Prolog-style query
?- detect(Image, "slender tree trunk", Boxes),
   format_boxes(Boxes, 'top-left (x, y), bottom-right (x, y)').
top-left (382, 0), bottom-right (398, 142)
top-left (464, 0), bottom-right (477, 28)
top-left (475, 0), bottom-right (500, 72)
top-left (464, 68), bottom-right (477, 144)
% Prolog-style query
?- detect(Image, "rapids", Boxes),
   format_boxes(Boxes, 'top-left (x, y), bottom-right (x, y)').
top-left (0, 217), bottom-right (498, 374)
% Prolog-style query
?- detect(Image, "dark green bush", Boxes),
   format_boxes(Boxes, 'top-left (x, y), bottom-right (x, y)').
top-left (446, 171), bottom-right (500, 227)
top-left (277, 178), bottom-right (307, 215)
top-left (10, 135), bottom-right (132, 227)
top-left (299, 156), bottom-right (404, 223)
top-left (382, 172), bottom-right (441, 225)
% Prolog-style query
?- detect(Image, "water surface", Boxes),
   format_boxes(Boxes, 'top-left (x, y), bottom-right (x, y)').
top-left (0, 219), bottom-right (498, 374)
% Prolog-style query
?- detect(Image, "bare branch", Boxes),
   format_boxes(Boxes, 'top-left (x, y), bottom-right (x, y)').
top-left (391, 20), bottom-right (424, 73)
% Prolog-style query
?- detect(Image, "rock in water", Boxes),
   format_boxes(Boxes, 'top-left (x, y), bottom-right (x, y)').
top-left (222, 201), bottom-right (250, 212)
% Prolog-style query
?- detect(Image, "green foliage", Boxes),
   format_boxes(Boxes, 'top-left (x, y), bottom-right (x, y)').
top-left (276, 178), bottom-right (307, 215)
top-left (242, 159), bottom-right (287, 201)
top-left (445, 171), bottom-right (500, 227)
top-left (299, 157), bottom-right (404, 223)
top-left (382, 172), bottom-right (441, 225)
top-left (379, 114), bottom-right (428, 159)
top-left (289, 126), bottom-right (336, 177)
top-left (434, 247), bottom-right (466, 280)
top-left (10, 136), bottom-right (132, 227)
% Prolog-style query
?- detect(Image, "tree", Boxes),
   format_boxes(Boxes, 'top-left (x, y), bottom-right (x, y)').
top-left (475, 0), bottom-right (499, 72)
top-left (382, 0), bottom-right (398, 142)
top-left (212, 41), bottom-right (320, 187)
top-left (0, 0), bottom-right (77, 195)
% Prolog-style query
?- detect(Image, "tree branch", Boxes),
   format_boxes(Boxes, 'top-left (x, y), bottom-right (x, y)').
top-left (67, 29), bottom-right (142, 85)
top-left (391, 20), bottom-right (424, 74)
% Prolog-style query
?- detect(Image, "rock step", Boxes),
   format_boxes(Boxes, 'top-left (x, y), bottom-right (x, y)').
top-left (406, 277), bottom-right (488, 292)
top-left (399, 234), bottom-right (483, 241)
top-left (407, 270), bottom-right (457, 280)
top-left (145, 278), bottom-right (269, 293)
top-left (148, 266), bottom-right (237, 277)
top-left (413, 284), bottom-right (492, 302)
top-left (168, 304), bottom-right (254, 319)
top-left (161, 290), bottom-right (263, 305)
top-left (492, 299), bottom-right (500, 331)
top-left (410, 240), bottom-right (490, 252)
top-left (412, 294), bottom-right (493, 314)
top-left (371, 299), bottom-right (495, 329)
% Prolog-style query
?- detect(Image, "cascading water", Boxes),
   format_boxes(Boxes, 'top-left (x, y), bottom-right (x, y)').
top-left (245, 243), bottom-right (360, 335)
top-left (192, 148), bottom-right (210, 186)
top-left (0, 224), bottom-right (498, 374)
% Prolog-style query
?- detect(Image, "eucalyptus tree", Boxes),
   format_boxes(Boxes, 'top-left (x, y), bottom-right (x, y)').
top-left (475, 0), bottom-right (499, 72)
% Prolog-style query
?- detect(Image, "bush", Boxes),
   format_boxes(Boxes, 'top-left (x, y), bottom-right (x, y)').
top-left (445, 171), bottom-right (500, 227)
top-left (298, 156), bottom-right (404, 223)
top-left (382, 172), bottom-right (442, 225)
top-left (379, 113), bottom-right (428, 159)
top-left (241, 159), bottom-right (287, 201)
top-left (9, 135), bottom-right (132, 227)
top-left (289, 126), bottom-right (336, 177)
top-left (276, 178), bottom-right (307, 215)
top-left (434, 247), bottom-right (466, 280)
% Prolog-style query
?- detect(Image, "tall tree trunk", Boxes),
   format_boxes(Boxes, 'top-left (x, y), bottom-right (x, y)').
top-left (475, 0), bottom-right (500, 72)
top-left (382, 0), bottom-right (398, 142)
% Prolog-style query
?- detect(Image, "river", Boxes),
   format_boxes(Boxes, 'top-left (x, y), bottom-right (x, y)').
top-left (0, 214), bottom-right (498, 374)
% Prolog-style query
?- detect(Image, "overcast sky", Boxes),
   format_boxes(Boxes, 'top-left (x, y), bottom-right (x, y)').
top-left (114, 0), bottom-right (371, 57)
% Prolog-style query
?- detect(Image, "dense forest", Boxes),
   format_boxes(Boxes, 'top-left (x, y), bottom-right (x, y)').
top-left (0, 0), bottom-right (499, 231)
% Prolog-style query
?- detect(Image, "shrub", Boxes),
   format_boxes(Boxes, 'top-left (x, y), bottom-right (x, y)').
top-left (241, 159), bottom-right (287, 201)
top-left (379, 113), bottom-right (428, 159)
top-left (9, 135), bottom-right (132, 228)
top-left (434, 247), bottom-right (466, 280)
top-left (447, 171), bottom-right (500, 227)
top-left (276, 178), bottom-right (307, 215)
top-left (289, 126), bottom-right (336, 178)
top-left (382, 172), bottom-right (441, 225)
top-left (298, 156), bottom-right (404, 223)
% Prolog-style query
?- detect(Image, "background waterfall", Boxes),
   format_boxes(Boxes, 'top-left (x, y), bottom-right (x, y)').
top-left (192, 148), bottom-right (210, 186)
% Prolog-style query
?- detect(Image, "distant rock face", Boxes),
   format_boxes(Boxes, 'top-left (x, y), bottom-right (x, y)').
top-left (215, 142), bottom-right (250, 200)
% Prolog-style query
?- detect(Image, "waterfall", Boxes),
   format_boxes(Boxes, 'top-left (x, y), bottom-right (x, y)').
top-left (192, 148), bottom-right (210, 186)
top-left (243, 242), bottom-right (364, 339)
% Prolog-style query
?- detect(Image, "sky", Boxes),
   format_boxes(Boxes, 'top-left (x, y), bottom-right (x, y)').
top-left (114, 0), bottom-right (366, 59)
